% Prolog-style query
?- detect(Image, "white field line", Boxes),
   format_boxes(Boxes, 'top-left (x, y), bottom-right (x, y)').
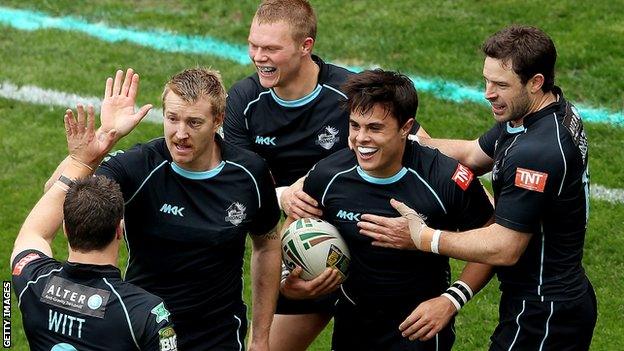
top-left (0, 80), bottom-right (163, 123)
top-left (1, 80), bottom-right (622, 205)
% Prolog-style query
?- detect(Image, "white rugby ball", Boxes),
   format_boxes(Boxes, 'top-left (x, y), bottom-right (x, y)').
top-left (281, 218), bottom-right (350, 281)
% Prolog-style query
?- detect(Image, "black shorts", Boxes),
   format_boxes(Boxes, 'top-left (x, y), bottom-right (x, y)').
top-left (490, 284), bottom-right (597, 351)
top-left (174, 304), bottom-right (248, 351)
top-left (332, 295), bottom-right (455, 351)
top-left (275, 290), bottom-right (338, 315)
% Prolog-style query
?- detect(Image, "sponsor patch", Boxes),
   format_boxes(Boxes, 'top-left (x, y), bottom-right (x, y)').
top-left (159, 326), bottom-right (177, 351)
top-left (40, 276), bottom-right (110, 318)
top-left (12, 253), bottom-right (41, 276)
top-left (515, 167), bottom-right (548, 192)
top-left (452, 163), bottom-right (474, 191)
top-left (151, 302), bottom-right (171, 323)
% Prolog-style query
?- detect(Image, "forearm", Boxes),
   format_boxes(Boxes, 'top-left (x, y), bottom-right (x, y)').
top-left (13, 159), bottom-right (93, 262)
top-left (250, 232), bottom-right (281, 345)
top-left (44, 156), bottom-right (71, 192)
top-left (456, 262), bottom-right (494, 295)
top-left (419, 137), bottom-right (492, 175)
top-left (422, 224), bottom-right (529, 266)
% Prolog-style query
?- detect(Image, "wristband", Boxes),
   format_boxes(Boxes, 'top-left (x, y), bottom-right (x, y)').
top-left (430, 229), bottom-right (442, 254)
top-left (442, 280), bottom-right (474, 311)
top-left (58, 175), bottom-right (76, 188)
top-left (275, 186), bottom-right (288, 211)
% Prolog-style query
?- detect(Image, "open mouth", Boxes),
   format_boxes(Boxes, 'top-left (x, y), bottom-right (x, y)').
top-left (257, 66), bottom-right (277, 76)
top-left (357, 146), bottom-right (378, 160)
top-left (491, 103), bottom-right (506, 115)
top-left (174, 142), bottom-right (192, 154)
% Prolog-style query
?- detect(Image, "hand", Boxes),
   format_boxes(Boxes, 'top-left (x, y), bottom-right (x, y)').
top-left (399, 296), bottom-right (456, 341)
top-left (100, 68), bottom-right (152, 139)
top-left (390, 199), bottom-right (428, 250)
top-left (64, 104), bottom-right (117, 168)
top-left (280, 178), bottom-right (322, 219)
top-left (281, 267), bottom-right (342, 300)
top-left (358, 212), bottom-right (415, 250)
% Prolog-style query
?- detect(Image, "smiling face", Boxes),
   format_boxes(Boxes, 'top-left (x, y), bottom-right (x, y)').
top-left (248, 19), bottom-right (307, 90)
top-left (483, 56), bottom-right (534, 124)
top-left (163, 92), bottom-right (223, 171)
top-left (349, 104), bottom-right (413, 178)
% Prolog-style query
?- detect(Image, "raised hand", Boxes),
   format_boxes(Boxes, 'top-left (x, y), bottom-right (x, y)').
top-left (100, 68), bottom-right (153, 139)
top-left (64, 104), bottom-right (117, 169)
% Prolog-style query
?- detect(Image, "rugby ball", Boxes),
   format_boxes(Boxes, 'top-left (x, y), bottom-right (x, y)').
top-left (281, 218), bottom-right (350, 280)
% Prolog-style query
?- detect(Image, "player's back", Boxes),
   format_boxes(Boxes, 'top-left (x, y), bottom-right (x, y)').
top-left (12, 250), bottom-right (176, 351)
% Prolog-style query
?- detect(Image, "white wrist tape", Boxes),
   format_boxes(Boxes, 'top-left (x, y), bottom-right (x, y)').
top-left (430, 230), bottom-right (442, 254)
top-left (275, 186), bottom-right (288, 211)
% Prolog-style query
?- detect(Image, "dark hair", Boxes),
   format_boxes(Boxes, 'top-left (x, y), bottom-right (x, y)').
top-left (341, 69), bottom-right (418, 127)
top-left (63, 176), bottom-right (124, 252)
top-left (255, 0), bottom-right (317, 42)
top-left (483, 25), bottom-right (557, 92)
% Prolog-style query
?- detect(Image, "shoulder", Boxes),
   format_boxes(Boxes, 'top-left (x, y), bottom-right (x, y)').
top-left (222, 138), bottom-right (270, 173)
top-left (103, 138), bottom-right (169, 167)
top-left (406, 141), bottom-right (477, 191)
top-left (316, 56), bottom-right (353, 97)
top-left (11, 250), bottom-right (60, 289)
top-left (308, 148), bottom-right (357, 182)
top-left (228, 74), bottom-right (268, 104)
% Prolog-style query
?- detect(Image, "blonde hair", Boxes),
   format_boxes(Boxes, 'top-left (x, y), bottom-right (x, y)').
top-left (162, 68), bottom-right (227, 116)
top-left (254, 0), bottom-right (317, 42)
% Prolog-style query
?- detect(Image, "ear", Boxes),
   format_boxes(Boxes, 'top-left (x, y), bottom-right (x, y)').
top-left (529, 74), bottom-right (545, 94)
top-left (214, 112), bottom-right (225, 131)
top-left (400, 118), bottom-right (415, 138)
top-left (115, 219), bottom-right (124, 241)
top-left (301, 37), bottom-right (314, 55)
top-left (62, 220), bottom-right (68, 238)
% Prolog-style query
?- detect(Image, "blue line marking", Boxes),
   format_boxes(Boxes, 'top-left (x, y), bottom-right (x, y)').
top-left (0, 6), bottom-right (622, 126)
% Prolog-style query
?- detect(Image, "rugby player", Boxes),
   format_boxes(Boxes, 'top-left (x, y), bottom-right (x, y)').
top-left (224, 0), bottom-right (355, 349)
top-left (46, 68), bottom-right (282, 350)
top-left (296, 69), bottom-right (494, 350)
top-left (367, 26), bottom-right (597, 350)
top-left (224, 1), bottom-right (430, 349)
top-left (12, 105), bottom-right (177, 350)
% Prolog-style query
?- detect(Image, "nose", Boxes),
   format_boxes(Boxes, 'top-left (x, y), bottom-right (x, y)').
top-left (354, 127), bottom-right (370, 145)
top-left (252, 47), bottom-right (266, 63)
top-left (484, 82), bottom-right (497, 101)
top-left (175, 123), bottom-right (189, 139)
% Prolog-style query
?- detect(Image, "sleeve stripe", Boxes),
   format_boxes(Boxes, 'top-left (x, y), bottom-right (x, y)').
top-left (226, 161), bottom-right (261, 207)
top-left (553, 114), bottom-right (567, 196)
top-left (243, 91), bottom-right (270, 116)
top-left (125, 160), bottom-right (168, 206)
top-left (102, 278), bottom-right (139, 350)
top-left (17, 267), bottom-right (63, 308)
top-left (321, 166), bottom-right (357, 207)
top-left (407, 168), bottom-right (447, 214)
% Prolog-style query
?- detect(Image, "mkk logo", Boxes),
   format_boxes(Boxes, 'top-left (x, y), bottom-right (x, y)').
top-left (160, 203), bottom-right (185, 217)
top-left (515, 167), bottom-right (548, 193)
top-left (255, 136), bottom-right (277, 146)
top-left (336, 210), bottom-right (361, 221)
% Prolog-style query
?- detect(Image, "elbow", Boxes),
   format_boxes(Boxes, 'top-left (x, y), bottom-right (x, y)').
top-left (489, 248), bottom-right (523, 266)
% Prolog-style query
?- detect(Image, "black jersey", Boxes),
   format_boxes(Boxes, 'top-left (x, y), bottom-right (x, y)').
top-left (303, 142), bottom-right (493, 303)
top-left (12, 250), bottom-right (176, 351)
top-left (96, 136), bottom-right (280, 349)
top-left (478, 87), bottom-right (590, 301)
top-left (224, 55), bottom-right (353, 187)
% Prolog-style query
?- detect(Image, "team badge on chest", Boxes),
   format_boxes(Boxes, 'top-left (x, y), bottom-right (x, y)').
top-left (225, 202), bottom-right (247, 226)
top-left (316, 126), bottom-right (340, 150)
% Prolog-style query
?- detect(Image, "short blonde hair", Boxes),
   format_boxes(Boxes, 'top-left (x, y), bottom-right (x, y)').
top-left (254, 0), bottom-right (317, 42)
top-left (162, 68), bottom-right (227, 116)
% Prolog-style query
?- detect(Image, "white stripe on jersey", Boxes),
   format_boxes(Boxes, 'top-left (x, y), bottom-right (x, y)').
top-left (553, 114), bottom-right (568, 196)
top-left (321, 166), bottom-right (357, 207)
top-left (125, 160), bottom-right (168, 205)
top-left (18, 267), bottom-right (63, 307)
top-left (322, 84), bottom-right (348, 99)
top-left (226, 161), bottom-right (262, 207)
top-left (103, 277), bottom-right (140, 349)
top-left (406, 168), bottom-right (447, 214)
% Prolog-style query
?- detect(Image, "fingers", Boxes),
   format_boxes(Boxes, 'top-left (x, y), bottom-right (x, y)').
top-left (390, 198), bottom-right (417, 217)
top-left (104, 77), bottom-right (113, 98)
top-left (128, 72), bottom-right (141, 100)
top-left (134, 104), bottom-right (153, 120)
top-left (76, 104), bottom-right (86, 132)
top-left (87, 105), bottom-right (95, 134)
top-left (311, 269), bottom-right (341, 295)
top-left (102, 129), bottom-right (118, 151)
top-left (289, 190), bottom-right (322, 218)
top-left (64, 109), bottom-right (75, 136)
top-left (112, 69), bottom-right (124, 96)
top-left (120, 68), bottom-right (134, 97)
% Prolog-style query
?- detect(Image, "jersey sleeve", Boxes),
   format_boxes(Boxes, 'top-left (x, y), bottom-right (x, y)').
top-left (139, 300), bottom-right (178, 351)
top-left (96, 147), bottom-right (147, 201)
top-left (494, 149), bottom-right (560, 233)
top-left (302, 163), bottom-right (326, 207)
top-left (478, 122), bottom-right (504, 158)
top-left (249, 161), bottom-right (281, 236)
top-left (224, 80), bottom-right (255, 150)
top-left (439, 162), bottom-right (494, 231)
top-left (11, 250), bottom-right (59, 294)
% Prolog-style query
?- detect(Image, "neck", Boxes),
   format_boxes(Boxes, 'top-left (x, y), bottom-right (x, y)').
top-left (67, 246), bottom-right (118, 266)
top-left (273, 56), bottom-right (319, 100)
top-left (511, 90), bottom-right (557, 127)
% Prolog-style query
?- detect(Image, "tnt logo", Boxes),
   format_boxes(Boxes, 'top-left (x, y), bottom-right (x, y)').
top-left (336, 210), bottom-right (361, 221)
top-left (515, 167), bottom-right (548, 193)
top-left (160, 203), bottom-right (185, 217)
top-left (255, 136), bottom-right (276, 146)
top-left (452, 163), bottom-right (474, 191)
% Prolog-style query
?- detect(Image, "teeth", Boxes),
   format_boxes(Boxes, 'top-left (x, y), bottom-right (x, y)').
top-left (259, 67), bottom-right (276, 73)
top-left (358, 146), bottom-right (377, 154)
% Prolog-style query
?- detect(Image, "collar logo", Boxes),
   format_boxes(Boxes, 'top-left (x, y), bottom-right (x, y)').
top-left (225, 202), bottom-right (247, 226)
top-left (316, 126), bottom-right (340, 150)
